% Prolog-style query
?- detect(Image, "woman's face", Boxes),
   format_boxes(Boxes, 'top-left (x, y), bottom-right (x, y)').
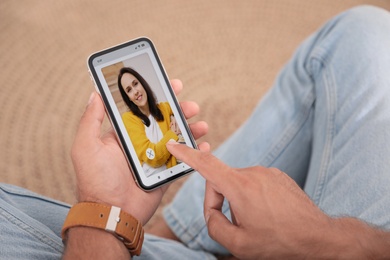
top-left (120, 73), bottom-right (148, 109)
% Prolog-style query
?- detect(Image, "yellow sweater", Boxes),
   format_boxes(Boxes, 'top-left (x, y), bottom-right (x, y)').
top-left (122, 102), bottom-right (178, 169)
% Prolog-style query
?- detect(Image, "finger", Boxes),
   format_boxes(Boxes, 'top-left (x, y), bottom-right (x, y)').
top-left (166, 143), bottom-right (238, 195)
top-left (189, 121), bottom-right (208, 140)
top-left (180, 101), bottom-right (199, 119)
top-left (101, 127), bottom-right (119, 144)
top-left (197, 142), bottom-right (211, 152)
top-left (204, 181), bottom-right (224, 221)
top-left (206, 208), bottom-right (240, 251)
top-left (73, 92), bottom-right (105, 148)
top-left (170, 79), bottom-right (183, 95)
top-left (229, 202), bottom-right (238, 226)
top-left (101, 126), bottom-right (114, 138)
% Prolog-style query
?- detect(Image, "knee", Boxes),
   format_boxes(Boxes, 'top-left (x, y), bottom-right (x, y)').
top-left (316, 5), bottom-right (390, 65)
top-left (338, 5), bottom-right (390, 40)
top-left (346, 5), bottom-right (389, 18)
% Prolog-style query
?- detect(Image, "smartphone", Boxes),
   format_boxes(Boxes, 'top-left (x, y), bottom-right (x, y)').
top-left (87, 37), bottom-right (197, 191)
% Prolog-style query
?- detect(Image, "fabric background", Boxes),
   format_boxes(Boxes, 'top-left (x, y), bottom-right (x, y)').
top-left (1, 0), bottom-right (389, 229)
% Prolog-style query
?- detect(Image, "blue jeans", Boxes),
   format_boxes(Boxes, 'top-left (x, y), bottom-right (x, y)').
top-left (1, 6), bottom-right (390, 259)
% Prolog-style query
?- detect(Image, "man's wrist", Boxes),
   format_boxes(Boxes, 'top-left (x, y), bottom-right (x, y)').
top-left (333, 218), bottom-right (390, 258)
top-left (63, 227), bottom-right (130, 259)
top-left (301, 217), bottom-right (390, 258)
top-left (62, 202), bottom-right (144, 257)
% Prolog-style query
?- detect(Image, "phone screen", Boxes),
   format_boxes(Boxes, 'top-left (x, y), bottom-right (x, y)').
top-left (88, 37), bottom-right (196, 190)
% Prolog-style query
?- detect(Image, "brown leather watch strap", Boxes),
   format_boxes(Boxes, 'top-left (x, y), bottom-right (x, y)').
top-left (61, 202), bottom-right (144, 256)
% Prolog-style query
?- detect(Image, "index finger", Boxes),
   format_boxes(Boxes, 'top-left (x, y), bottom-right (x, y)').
top-left (166, 142), bottom-right (238, 195)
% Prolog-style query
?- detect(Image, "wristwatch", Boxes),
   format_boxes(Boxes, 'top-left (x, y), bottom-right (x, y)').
top-left (61, 202), bottom-right (144, 256)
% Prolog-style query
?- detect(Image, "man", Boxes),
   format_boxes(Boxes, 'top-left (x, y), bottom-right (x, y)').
top-left (1, 5), bottom-right (390, 259)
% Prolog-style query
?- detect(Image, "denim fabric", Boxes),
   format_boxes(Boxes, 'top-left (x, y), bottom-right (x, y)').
top-left (0, 184), bottom-right (217, 260)
top-left (0, 184), bottom-right (68, 259)
top-left (164, 5), bottom-right (390, 255)
top-left (1, 5), bottom-right (390, 259)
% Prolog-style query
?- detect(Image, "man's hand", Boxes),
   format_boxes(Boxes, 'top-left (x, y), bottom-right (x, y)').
top-left (71, 79), bottom-right (208, 225)
top-left (166, 143), bottom-right (390, 259)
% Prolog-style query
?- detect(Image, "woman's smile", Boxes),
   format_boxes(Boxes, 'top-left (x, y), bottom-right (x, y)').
top-left (135, 93), bottom-right (143, 101)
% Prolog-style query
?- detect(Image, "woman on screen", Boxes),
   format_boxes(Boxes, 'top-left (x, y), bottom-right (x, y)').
top-left (118, 67), bottom-right (181, 177)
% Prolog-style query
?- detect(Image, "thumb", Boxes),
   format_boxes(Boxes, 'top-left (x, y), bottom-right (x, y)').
top-left (76, 92), bottom-right (105, 141)
top-left (206, 208), bottom-right (239, 250)
top-left (72, 92), bottom-right (105, 155)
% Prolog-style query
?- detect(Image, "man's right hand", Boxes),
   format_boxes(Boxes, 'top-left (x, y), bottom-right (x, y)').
top-left (166, 143), bottom-right (390, 259)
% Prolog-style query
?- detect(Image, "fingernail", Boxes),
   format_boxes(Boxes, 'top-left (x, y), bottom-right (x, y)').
top-left (167, 139), bottom-right (179, 145)
top-left (205, 209), bottom-right (211, 223)
top-left (87, 92), bottom-right (95, 106)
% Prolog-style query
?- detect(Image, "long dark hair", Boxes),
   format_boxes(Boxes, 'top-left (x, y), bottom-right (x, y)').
top-left (118, 67), bottom-right (163, 127)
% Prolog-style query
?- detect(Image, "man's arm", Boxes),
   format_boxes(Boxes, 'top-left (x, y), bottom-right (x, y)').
top-left (328, 217), bottom-right (390, 258)
top-left (62, 91), bottom-right (147, 259)
top-left (167, 142), bottom-right (390, 259)
top-left (63, 227), bottom-right (130, 260)
top-left (63, 80), bottom-right (209, 259)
